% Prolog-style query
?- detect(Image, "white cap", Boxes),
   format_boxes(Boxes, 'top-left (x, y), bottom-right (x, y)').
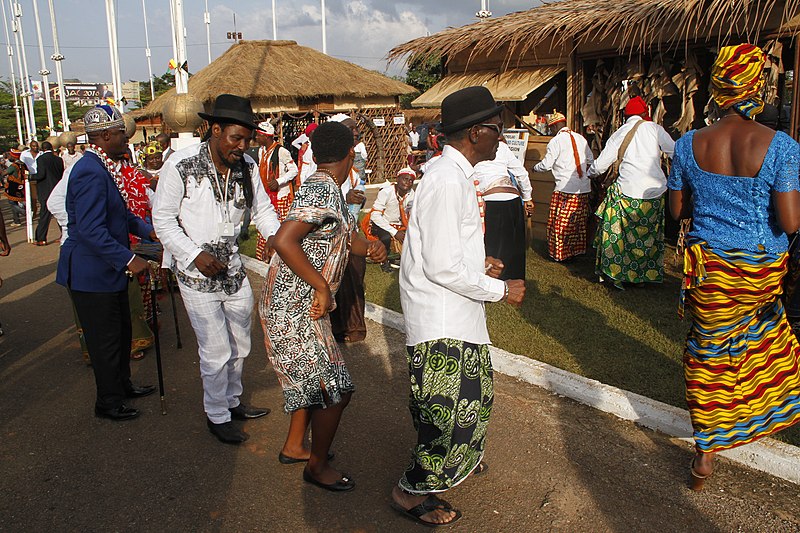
top-left (328, 113), bottom-right (350, 123)
top-left (257, 121), bottom-right (275, 135)
top-left (397, 166), bottom-right (417, 179)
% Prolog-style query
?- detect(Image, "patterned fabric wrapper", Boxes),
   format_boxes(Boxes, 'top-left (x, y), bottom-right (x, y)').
top-left (259, 171), bottom-right (355, 413)
top-left (680, 240), bottom-right (800, 452)
top-left (399, 338), bottom-right (493, 494)
top-left (547, 191), bottom-right (590, 261)
top-left (710, 44), bottom-right (766, 119)
top-left (594, 182), bottom-right (664, 287)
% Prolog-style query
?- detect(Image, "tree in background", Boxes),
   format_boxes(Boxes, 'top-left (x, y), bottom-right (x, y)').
top-left (0, 79), bottom-right (91, 149)
top-left (138, 71), bottom-right (177, 107)
top-left (399, 54), bottom-right (443, 108)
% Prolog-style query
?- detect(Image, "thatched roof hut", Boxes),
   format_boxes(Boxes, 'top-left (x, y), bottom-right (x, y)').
top-left (389, 0), bottom-right (800, 69)
top-left (133, 39), bottom-right (415, 118)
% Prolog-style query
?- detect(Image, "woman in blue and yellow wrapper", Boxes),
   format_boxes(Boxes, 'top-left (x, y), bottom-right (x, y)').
top-left (668, 44), bottom-right (800, 491)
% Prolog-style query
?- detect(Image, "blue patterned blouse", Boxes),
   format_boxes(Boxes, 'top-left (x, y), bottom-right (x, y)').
top-left (667, 130), bottom-right (800, 253)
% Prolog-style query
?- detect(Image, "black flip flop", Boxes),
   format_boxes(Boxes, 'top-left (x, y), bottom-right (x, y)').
top-left (302, 469), bottom-right (355, 492)
top-left (391, 495), bottom-right (462, 528)
top-left (473, 461), bottom-right (489, 476)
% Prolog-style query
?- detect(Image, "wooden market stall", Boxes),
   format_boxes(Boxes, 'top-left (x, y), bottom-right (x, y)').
top-left (389, 0), bottom-right (800, 241)
top-left (132, 40), bottom-right (416, 182)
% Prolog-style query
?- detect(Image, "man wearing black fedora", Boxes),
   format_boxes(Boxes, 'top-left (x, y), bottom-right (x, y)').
top-left (153, 94), bottom-right (281, 444)
top-left (391, 86), bottom-right (526, 526)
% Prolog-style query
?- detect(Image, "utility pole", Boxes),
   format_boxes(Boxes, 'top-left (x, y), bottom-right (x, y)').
top-left (321, 0), bottom-right (327, 54)
top-left (141, 0), bottom-right (155, 101)
top-left (31, 0), bottom-right (54, 133)
top-left (204, 0), bottom-right (211, 64)
top-left (47, 0), bottom-right (69, 131)
top-left (1, 0), bottom-right (23, 144)
top-left (272, 0), bottom-right (276, 40)
top-left (476, 0), bottom-right (492, 20)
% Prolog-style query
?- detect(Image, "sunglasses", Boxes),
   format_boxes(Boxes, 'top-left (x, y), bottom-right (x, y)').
top-left (478, 123), bottom-right (503, 136)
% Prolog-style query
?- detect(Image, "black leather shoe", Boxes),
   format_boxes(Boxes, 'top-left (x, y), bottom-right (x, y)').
top-left (95, 404), bottom-right (140, 421)
top-left (229, 403), bottom-right (270, 420)
top-left (125, 384), bottom-right (156, 398)
top-left (207, 419), bottom-right (249, 444)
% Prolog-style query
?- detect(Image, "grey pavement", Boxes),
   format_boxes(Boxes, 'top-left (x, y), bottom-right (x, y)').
top-left (1, 213), bottom-right (799, 532)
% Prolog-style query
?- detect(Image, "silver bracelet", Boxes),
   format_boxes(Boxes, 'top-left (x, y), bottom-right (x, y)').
top-left (503, 281), bottom-right (509, 301)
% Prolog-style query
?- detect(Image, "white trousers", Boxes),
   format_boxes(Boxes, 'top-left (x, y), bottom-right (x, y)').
top-left (177, 278), bottom-right (254, 423)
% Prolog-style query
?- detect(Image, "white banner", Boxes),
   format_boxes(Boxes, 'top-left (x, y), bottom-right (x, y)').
top-left (503, 128), bottom-right (529, 164)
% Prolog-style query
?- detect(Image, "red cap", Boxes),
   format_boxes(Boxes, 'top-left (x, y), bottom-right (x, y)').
top-left (304, 123), bottom-right (318, 136)
top-left (624, 96), bottom-right (649, 118)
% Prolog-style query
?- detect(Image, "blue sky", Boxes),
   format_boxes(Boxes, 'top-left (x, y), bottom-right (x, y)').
top-left (0, 0), bottom-right (537, 85)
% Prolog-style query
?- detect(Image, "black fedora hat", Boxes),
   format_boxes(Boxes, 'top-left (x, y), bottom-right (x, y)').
top-left (198, 94), bottom-right (257, 130)
top-left (440, 86), bottom-right (505, 135)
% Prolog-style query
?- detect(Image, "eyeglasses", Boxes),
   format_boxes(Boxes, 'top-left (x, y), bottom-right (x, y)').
top-left (478, 123), bottom-right (504, 136)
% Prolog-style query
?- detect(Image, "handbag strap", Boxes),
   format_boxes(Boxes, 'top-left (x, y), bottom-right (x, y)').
top-left (613, 119), bottom-right (645, 173)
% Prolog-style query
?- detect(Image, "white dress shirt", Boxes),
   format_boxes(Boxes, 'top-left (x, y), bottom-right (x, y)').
top-left (588, 116), bottom-right (675, 199)
top-left (46, 165), bottom-right (73, 244)
top-left (533, 127), bottom-right (594, 194)
top-left (400, 145), bottom-right (506, 346)
top-left (299, 144), bottom-right (316, 184)
top-left (473, 142), bottom-right (533, 201)
top-left (152, 142), bottom-right (280, 286)
top-left (371, 184), bottom-right (415, 236)
top-left (20, 149), bottom-right (39, 175)
top-left (61, 151), bottom-right (83, 170)
top-left (258, 144), bottom-right (298, 199)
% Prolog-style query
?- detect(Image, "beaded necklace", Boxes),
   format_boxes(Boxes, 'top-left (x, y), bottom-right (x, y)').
top-left (472, 177), bottom-right (486, 234)
top-left (86, 144), bottom-right (128, 204)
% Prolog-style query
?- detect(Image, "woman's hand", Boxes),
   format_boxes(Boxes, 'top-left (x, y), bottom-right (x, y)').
top-left (310, 284), bottom-right (332, 319)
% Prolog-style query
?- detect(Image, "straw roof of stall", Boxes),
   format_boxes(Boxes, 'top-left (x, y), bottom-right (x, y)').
top-left (389, 0), bottom-right (800, 68)
top-left (134, 40), bottom-right (415, 118)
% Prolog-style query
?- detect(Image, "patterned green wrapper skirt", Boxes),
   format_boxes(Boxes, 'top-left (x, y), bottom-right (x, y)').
top-left (399, 338), bottom-right (493, 494)
top-left (594, 182), bottom-right (664, 288)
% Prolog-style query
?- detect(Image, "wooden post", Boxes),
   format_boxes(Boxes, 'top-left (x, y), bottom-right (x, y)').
top-left (791, 39), bottom-right (800, 141)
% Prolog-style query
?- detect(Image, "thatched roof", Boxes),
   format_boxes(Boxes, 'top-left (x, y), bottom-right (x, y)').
top-left (134, 40), bottom-right (415, 118)
top-left (389, 0), bottom-right (800, 68)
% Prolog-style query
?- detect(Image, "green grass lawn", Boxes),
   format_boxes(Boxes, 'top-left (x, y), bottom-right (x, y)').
top-left (363, 240), bottom-right (800, 446)
top-left (241, 225), bottom-right (800, 445)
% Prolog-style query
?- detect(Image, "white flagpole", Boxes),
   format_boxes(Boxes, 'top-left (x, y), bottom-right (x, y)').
top-left (141, 0), bottom-right (155, 101)
top-left (10, 8), bottom-right (31, 141)
top-left (30, 0), bottom-right (54, 133)
top-left (171, 0), bottom-right (188, 94)
top-left (104, 0), bottom-right (123, 112)
top-left (46, 0), bottom-right (69, 131)
top-left (272, 0), bottom-right (277, 40)
top-left (14, 2), bottom-right (37, 141)
top-left (321, 0), bottom-right (326, 54)
top-left (0, 0), bottom-right (23, 144)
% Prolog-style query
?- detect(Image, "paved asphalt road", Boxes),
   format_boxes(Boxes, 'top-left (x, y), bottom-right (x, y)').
top-left (1, 217), bottom-right (799, 532)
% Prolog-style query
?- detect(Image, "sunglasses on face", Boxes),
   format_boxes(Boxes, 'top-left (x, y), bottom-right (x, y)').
top-left (478, 123), bottom-right (503, 135)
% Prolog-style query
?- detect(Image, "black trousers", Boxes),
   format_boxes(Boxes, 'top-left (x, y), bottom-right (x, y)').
top-left (370, 223), bottom-right (393, 258)
top-left (34, 181), bottom-right (54, 243)
top-left (70, 288), bottom-right (132, 410)
top-left (484, 198), bottom-right (526, 280)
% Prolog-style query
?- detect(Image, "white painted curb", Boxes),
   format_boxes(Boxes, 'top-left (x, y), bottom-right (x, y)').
top-left (243, 255), bottom-right (800, 485)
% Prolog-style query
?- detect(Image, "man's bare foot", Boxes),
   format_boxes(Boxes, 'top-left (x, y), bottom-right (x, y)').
top-left (390, 485), bottom-right (460, 525)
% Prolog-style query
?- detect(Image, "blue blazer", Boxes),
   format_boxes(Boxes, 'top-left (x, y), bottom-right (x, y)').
top-left (56, 153), bottom-right (153, 293)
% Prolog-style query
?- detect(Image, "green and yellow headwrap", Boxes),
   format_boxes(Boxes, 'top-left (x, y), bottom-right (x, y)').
top-left (138, 140), bottom-right (163, 168)
top-left (710, 44), bottom-right (766, 119)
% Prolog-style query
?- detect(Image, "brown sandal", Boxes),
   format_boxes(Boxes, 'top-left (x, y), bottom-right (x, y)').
top-left (690, 456), bottom-right (712, 491)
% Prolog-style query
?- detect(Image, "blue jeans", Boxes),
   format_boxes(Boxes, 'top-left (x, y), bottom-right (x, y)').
top-left (9, 201), bottom-right (24, 224)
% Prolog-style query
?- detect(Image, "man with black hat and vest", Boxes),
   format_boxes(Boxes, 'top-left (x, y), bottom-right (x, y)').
top-left (152, 94), bottom-right (281, 444)
top-left (56, 105), bottom-right (157, 421)
top-left (391, 86), bottom-right (526, 526)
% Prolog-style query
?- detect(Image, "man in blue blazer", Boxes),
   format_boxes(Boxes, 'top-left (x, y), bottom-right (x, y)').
top-left (57, 105), bottom-right (156, 421)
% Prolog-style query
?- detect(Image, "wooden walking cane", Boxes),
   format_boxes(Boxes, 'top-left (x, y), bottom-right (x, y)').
top-left (148, 262), bottom-right (167, 415)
